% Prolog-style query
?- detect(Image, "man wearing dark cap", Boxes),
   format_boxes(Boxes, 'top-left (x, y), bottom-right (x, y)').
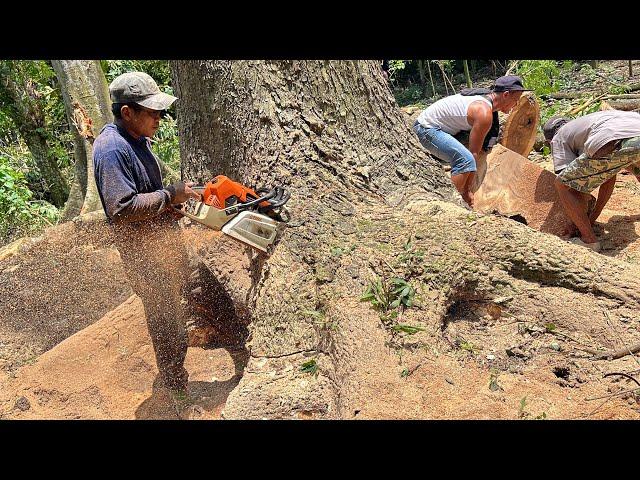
top-left (93, 71), bottom-right (201, 418)
top-left (413, 75), bottom-right (530, 207)
top-left (543, 110), bottom-right (640, 251)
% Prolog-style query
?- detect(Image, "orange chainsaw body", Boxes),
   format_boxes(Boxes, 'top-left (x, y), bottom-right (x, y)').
top-left (200, 175), bottom-right (268, 210)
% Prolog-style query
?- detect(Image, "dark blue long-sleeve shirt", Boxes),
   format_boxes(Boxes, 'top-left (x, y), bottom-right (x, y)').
top-left (93, 123), bottom-right (173, 223)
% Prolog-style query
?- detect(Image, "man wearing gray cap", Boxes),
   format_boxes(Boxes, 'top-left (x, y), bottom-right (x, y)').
top-left (543, 110), bottom-right (640, 252)
top-left (93, 71), bottom-right (201, 418)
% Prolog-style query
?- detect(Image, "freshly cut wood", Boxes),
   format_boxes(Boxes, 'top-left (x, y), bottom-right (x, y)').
top-left (471, 144), bottom-right (593, 237)
top-left (600, 101), bottom-right (613, 111)
top-left (498, 92), bottom-right (539, 157)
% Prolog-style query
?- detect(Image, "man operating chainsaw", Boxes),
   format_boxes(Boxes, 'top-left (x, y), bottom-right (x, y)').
top-left (93, 71), bottom-right (201, 418)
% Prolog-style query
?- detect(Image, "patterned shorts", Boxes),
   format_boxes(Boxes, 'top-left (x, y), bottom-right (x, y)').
top-left (556, 136), bottom-right (640, 193)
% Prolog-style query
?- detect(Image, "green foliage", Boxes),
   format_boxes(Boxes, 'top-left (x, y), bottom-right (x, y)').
top-left (388, 60), bottom-right (406, 76)
top-left (459, 341), bottom-right (477, 352)
top-left (150, 113), bottom-right (180, 175)
top-left (391, 324), bottom-right (425, 335)
top-left (393, 84), bottom-right (426, 107)
top-left (0, 61), bottom-right (74, 196)
top-left (362, 276), bottom-right (415, 311)
top-left (102, 60), bottom-right (171, 86)
top-left (515, 60), bottom-right (563, 96)
top-left (300, 359), bottom-right (318, 376)
top-left (361, 275), bottom-right (417, 327)
top-left (0, 155), bottom-right (58, 244)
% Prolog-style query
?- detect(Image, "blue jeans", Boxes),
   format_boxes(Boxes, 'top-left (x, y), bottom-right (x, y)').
top-left (413, 121), bottom-right (476, 176)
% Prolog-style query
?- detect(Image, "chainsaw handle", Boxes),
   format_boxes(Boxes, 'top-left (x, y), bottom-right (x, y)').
top-left (254, 186), bottom-right (290, 210)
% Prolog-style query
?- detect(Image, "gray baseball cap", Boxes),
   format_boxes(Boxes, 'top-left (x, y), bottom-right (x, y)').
top-left (543, 116), bottom-right (570, 141)
top-left (109, 71), bottom-right (177, 110)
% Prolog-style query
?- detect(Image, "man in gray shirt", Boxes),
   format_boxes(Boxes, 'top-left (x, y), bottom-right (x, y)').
top-left (543, 110), bottom-right (640, 251)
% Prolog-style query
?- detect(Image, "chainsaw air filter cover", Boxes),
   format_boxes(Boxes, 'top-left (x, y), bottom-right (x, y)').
top-left (221, 211), bottom-right (279, 253)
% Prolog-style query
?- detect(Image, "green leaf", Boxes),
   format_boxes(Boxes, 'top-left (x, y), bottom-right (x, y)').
top-left (360, 291), bottom-right (375, 301)
top-left (300, 359), bottom-right (318, 375)
top-left (392, 324), bottom-right (425, 335)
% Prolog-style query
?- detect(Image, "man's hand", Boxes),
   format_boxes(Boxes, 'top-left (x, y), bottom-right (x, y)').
top-left (166, 181), bottom-right (202, 205)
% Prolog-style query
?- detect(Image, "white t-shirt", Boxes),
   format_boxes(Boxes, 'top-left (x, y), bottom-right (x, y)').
top-left (416, 94), bottom-right (492, 135)
top-left (551, 110), bottom-right (640, 172)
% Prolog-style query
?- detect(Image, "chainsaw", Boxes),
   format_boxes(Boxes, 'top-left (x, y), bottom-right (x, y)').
top-left (174, 175), bottom-right (290, 253)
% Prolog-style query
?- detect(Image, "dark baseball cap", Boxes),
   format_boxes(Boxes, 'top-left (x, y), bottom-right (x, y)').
top-left (493, 75), bottom-right (531, 92)
top-left (109, 71), bottom-right (177, 110)
top-left (543, 116), bottom-right (570, 141)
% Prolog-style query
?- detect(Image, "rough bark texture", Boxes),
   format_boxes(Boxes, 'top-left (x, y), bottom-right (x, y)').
top-left (0, 61), bottom-right (69, 207)
top-left (51, 60), bottom-right (112, 221)
top-left (600, 99), bottom-right (640, 112)
top-left (169, 60), bottom-right (640, 419)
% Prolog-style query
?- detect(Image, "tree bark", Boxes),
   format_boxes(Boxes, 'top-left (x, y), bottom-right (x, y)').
top-left (463, 60), bottom-right (472, 88)
top-left (170, 60), bottom-right (640, 419)
top-left (416, 60), bottom-right (428, 98)
top-left (600, 99), bottom-right (640, 112)
top-left (0, 61), bottom-right (69, 207)
top-left (51, 60), bottom-right (112, 221)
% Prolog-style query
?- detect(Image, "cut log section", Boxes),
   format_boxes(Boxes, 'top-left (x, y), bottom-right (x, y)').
top-left (498, 92), bottom-right (540, 157)
top-left (471, 144), bottom-right (594, 238)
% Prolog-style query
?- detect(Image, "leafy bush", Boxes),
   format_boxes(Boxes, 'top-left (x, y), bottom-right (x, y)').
top-left (0, 155), bottom-right (58, 245)
top-left (516, 60), bottom-right (563, 96)
top-left (0, 61), bottom-right (75, 200)
top-left (150, 113), bottom-right (180, 183)
top-left (393, 84), bottom-right (426, 107)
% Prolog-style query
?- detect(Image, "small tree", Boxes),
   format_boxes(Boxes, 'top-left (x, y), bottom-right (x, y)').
top-left (51, 60), bottom-right (113, 220)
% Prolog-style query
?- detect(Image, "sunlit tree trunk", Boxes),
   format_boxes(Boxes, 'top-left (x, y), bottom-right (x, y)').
top-left (170, 60), bottom-right (640, 419)
top-left (51, 60), bottom-right (112, 221)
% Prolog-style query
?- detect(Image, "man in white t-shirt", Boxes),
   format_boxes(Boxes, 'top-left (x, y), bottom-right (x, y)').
top-left (543, 110), bottom-right (640, 251)
top-left (413, 75), bottom-right (529, 206)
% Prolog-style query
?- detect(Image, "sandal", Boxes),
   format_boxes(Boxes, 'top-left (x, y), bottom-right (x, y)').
top-left (569, 237), bottom-right (602, 252)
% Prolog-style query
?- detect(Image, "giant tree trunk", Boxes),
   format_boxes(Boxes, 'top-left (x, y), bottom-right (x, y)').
top-left (0, 61), bottom-right (69, 207)
top-left (51, 60), bottom-right (112, 221)
top-left (170, 60), bottom-right (640, 419)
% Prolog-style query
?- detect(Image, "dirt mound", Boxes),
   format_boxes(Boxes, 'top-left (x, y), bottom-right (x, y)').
top-left (0, 295), bottom-right (247, 419)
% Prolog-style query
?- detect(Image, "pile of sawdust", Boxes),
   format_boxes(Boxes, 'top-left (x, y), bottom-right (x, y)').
top-left (0, 214), bottom-right (131, 374)
top-left (0, 296), bottom-right (246, 419)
